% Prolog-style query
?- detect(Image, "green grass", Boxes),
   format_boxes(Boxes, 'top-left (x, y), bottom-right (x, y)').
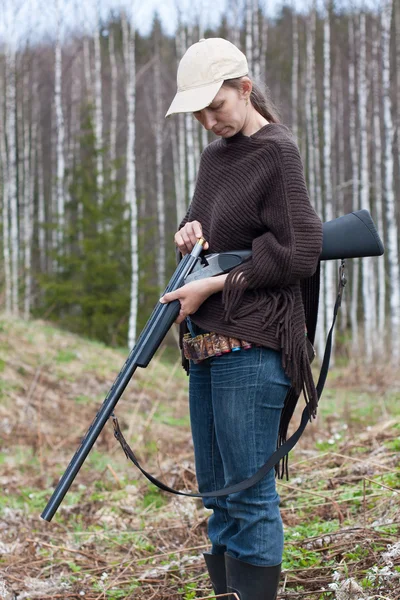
top-left (152, 402), bottom-right (190, 427)
top-left (56, 349), bottom-right (78, 363)
top-left (74, 394), bottom-right (93, 404)
top-left (0, 487), bottom-right (84, 514)
top-left (140, 485), bottom-right (168, 510)
top-left (384, 437), bottom-right (400, 452)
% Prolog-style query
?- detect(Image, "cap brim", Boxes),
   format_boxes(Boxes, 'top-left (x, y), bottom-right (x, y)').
top-left (165, 80), bottom-right (224, 118)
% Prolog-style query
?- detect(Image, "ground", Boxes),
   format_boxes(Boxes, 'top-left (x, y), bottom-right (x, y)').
top-left (0, 314), bottom-right (399, 599)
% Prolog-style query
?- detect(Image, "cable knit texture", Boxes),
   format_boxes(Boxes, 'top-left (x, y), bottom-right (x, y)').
top-left (176, 123), bottom-right (323, 475)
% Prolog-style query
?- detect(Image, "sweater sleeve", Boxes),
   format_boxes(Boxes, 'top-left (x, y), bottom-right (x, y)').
top-left (222, 139), bottom-right (323, 314)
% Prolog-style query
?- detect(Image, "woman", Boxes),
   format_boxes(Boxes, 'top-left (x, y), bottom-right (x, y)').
top-left (160, 38), bottom-right (322, 600)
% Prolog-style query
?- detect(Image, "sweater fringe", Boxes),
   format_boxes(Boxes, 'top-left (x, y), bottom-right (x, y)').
top-left (222, 281), bottom-right (318, 479)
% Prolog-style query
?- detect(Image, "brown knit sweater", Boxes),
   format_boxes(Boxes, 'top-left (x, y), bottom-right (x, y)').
top-left (177, 123), bottom-right (323, 467)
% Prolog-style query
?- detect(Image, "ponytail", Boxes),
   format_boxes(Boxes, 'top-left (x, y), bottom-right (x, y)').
top-left (223, 76), bottom-right (281, 123)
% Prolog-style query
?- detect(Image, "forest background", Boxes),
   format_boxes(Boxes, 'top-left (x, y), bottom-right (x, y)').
top-left (0, 0), bottom-right (399, 363)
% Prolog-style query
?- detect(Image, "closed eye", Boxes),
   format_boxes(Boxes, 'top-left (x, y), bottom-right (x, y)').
top-left (194, 102), bottom-right (223, 115)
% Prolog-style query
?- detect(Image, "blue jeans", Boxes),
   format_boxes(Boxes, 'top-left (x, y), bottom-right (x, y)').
top-left (187, 318), bottom-right (291, 567)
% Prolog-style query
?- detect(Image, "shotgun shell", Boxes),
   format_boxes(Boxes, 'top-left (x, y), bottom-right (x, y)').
top-left (203, 333), bottom-right (214, 357)
top-left (210, 332), bottom-right (222, 356)
top-left (198, 335), bottom-right (209, 361)
top-left (219, 334), bottom-right (231, 354)
top-left (229, 337), bottom-right (242, 351)
top-left (240, 339), bottom-right (252, 350)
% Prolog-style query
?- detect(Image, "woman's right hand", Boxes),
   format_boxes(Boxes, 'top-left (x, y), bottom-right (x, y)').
top-left (174, 220), bottom-right (209, 255)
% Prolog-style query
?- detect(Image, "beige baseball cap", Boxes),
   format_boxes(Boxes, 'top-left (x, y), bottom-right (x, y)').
top-left (165, 37), bottom-right (248, 119)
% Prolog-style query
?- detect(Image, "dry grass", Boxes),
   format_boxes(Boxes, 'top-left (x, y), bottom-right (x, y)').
top-left (0, 314), bottom-right (399, 599)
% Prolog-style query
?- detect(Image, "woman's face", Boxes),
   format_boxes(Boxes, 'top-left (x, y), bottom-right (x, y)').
top-left (192, 85), bottom-right (247, 137)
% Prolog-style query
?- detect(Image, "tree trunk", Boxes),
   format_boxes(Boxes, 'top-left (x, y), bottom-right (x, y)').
top-left (109, 28), bottom-right (118, 185)
top-left (291, 10), bottom-right (299, 141)
top-left (171, 119), bottom-right (184, 226)
top-left (323, 8), bottom-right (335, 360)
top-left (6, 40), bottom-right (19, 314)
top-left (22, 53), bottom-right (33, 320)
top-left (94, 2), bottom-right (104, 221)
top-left (372, 13), bottom-right (386, 344)
top-left (173, 23), bottom-right (187, 222)
top-left (245, 0), bottom-right (253, 73)
top-left (83, 36), bottom-right (92, 103)
top-left (37, 123), bottom-right (46, 274)
top-left (358, 12), bottom-right (374, 360)
top-left (395, 0), bottom-right (400, 175)
top-left (348, 15), bottom-right (360, 355)
top-left (308, 8), bottom-right (325, 356)
top-left (55, 0), bottom-right (65, 256)
top-left (382, 0), bottom-right (400, 361)
top-left (229, 0), bottom-right (241, 48)
top-left (185, 25), bottom-right (197, 192)
top-left (253, 0), bottom-right (261, 81)
top-left (122, 13), bottom-right (139, 349)
top-left (154, 45), bottom-right (166, 292)
top-left (0, 59), bottom-right (12, 313)
top-left (260, 16), bottom-right (268, 79)
top-left (335, 54), bottom-right (348, 332)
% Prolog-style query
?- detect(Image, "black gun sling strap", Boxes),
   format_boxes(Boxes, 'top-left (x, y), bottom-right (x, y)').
top-left (112, 260), bottom-right (347, 498)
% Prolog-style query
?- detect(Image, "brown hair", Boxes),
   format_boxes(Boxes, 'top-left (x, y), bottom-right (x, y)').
top-left (222, 76), bottom-right (281, 124)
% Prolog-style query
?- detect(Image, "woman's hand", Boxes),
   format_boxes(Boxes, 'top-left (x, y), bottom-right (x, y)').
top-left (159, 279), bottom-right (213, 324)
top-left (175, 220), bottom-right (209, 255)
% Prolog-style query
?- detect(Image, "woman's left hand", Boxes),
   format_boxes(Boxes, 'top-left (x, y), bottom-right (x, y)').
top-left (159, 279), bottom-right (212, 324)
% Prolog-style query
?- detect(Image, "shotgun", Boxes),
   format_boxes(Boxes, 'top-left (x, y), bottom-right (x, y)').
top-left (41, 209), bottom-right (384, 521)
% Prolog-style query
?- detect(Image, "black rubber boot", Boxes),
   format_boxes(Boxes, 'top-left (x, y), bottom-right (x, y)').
top-left (225, 553), bottom-right (281, 600)
top-left (203, 552), bottom-right (227, 595)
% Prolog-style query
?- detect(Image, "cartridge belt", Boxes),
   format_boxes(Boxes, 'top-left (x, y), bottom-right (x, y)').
top-left (183, 331), bottom-right (259, 363)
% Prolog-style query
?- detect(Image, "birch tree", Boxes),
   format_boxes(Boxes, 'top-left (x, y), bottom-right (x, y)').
top-left (183, 27), bottom-right (196, 202)
top-left (109, 27), bottom-right (118, 185)
top-left (291, 9), bottom-right (299, 142)
top-left (5, 27), bottom-right (19, 313)
top-left (0, 57), bottom-right (12, 313)
top-left (122, 13), bottom-right (139, 348)
top-left (94, 0), bottom-right (104, 219)
top-left (323, 6), bottom-right (335, 359)
top-left (22, 50), bottom-right (34, 319)
top-left (358, 12), bottom-right (374, 359)
top-left (334, 56), bottom-right (348, 331)
top-left (185, 25), bottom-right (200, 175)
top-left (37, 119), bottom-right (46, 273)
top-left (260, 15), bottom-right (268, 80)
top-left (382, 0), bottom-right (400, 360)
top-left (55, 0), bottom-right (65, 254)
top-left (153, 25), bottom-right (166, 291)
top-left (82, 15), bottom-right (93, 103)
top-left (228, 0), bottom-right (241, 48)
top-left (307, 8), bottom-right (325, 355)
top-left (245, 0), bottom-right (253, 74)
top-left (395, 0), bottom-right (400, 175)
top-left (197, 13), bottom-right (208, 156)
top-left (348, 15), bottom-right (360, 353)
top-left (335, 59), bottom-right (345, 217)
top-left (253, 0), bottom-right (261, 81)
top-left (371, 13), bottom-right (386, 343)
top-left (174, 20), bottom-right (187, 224)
